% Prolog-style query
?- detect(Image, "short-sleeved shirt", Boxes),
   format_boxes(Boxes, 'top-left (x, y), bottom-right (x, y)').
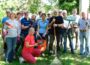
top-left (30, 20), bottom-right (38, 31)
top-left (4, 19), bottom-right (19, 37)
top-left (38, 19), bottom-right (49, 34)
top-left (2, 17), bottom-right (9, 24)
top-left (49, 16), bottom-right (64, 34)
top-left (21, 18), bottom-right (32, 37)
top-left (22, 35), bottom-right (35, 53)
top-left (78, 18), bottom-right (88, 30)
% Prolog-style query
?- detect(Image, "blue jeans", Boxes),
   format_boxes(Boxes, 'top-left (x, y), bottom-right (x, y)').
top-left (63, 29), bottom-right (74, 53)
top-left (79, 31), bottom-right (88, 55)
top-left (6, 37), bottom-right (17, 62)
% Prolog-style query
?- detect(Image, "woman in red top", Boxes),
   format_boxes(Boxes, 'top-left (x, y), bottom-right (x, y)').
top-left (22, 27), bottom-right (41, 64)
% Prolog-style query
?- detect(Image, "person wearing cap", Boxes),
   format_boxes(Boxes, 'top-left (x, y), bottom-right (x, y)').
top-left (4, 11), bottom-right (20, 63)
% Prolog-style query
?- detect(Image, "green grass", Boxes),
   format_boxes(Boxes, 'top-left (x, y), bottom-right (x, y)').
top-left (0, 36), bottom-right (90, 65)
top-left (0, 53), bottom-right (90, 65)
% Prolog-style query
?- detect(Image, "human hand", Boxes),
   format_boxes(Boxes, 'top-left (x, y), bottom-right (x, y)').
top-left (53, 24), bottom-right (57, 27)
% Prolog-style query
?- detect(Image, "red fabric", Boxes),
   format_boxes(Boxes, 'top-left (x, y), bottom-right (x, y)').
top-left (22, 48), bottom-right (41, 64)
top-left (22, 34), bottom-right (41, 64)
top-left (22, 35), bottom-right (35, 53)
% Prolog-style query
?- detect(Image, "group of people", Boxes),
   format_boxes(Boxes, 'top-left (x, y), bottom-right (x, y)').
top-left (1, 8), bottom-right (90, 64)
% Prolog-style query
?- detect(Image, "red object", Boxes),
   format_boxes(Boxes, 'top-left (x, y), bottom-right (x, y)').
top-left (5, 22), bottom-right (13, 28)
top-left (22, 49), bottom-right (41, 64)
top-left (37, 40), bottom-right (47, 52)
top-left (2, 29), bottom-right (8, 37)
top-left (22, 35), bottom-right (35, 53)
top-left (22, 35), bottom-right (41, 63)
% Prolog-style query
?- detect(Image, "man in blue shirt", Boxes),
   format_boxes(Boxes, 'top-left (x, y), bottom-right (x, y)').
top-left (78, 12), bottom-right (88, 56)
top-left (21, 12), bottom-right (32, 37)
top-left (20, 12), bottom-right (32, 49)
top-left (1, 10), bottom-right (11, 57)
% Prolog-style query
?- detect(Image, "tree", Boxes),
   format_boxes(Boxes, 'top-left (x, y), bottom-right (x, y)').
top-left (28, 0), bottom-right (41, 13)
top-left (58, 0), bottom-right (79, 14)
top-left (44, 4), bottom-right (52, 13)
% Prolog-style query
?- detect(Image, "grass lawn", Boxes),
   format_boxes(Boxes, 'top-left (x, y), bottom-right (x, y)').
top-left (0, 53), bottom-right (90, 65)
top-left (0, 35), bottom-right (90, 65)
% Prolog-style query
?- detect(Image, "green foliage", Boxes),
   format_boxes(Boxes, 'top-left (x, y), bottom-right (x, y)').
top-left (28, 0), bottom-right (41, 13)
top-left (58, 0), bottom-right (79, 14)
top-left (44, 5), bottom-right (52, 13)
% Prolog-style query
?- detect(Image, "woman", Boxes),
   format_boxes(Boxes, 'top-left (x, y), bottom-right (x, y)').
top-left (4, 11), bottom-right (20, 63)
top-left (37, 13), bottom-right (49, 39)
top-left (22, 27), bottom-right (41, 64)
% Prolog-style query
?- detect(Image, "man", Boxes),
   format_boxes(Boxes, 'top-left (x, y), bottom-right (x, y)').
top-left (20, 11), bottom-right (32, 48)
top-left (36, 11), bottom-right (42, 21)
top-left (69, 8), bottom-right (80, 50)
top-left (78, 12), bottom-right (88, 56)
top-left (62, 10), bottom-right (75, 54)
top-left (2, 10), bottom-right (11, 57)
top-left (48, 10), bottom-right (64, 54)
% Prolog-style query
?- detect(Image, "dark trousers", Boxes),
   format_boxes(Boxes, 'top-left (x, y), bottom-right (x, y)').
top-left (49, 33), bottom-right (60, 52)
top-left (15, 34), bottom-right (26, 56)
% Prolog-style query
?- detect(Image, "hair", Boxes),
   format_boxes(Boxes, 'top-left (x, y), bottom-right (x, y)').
top-left (41, 13), bottom-right (46, 17)
top-left (29, 27), bottom-right (35, 33)
top-left (10, 11), bottom-right (16, 18)
top-left (38, 11), bottom-right (42, 15)
top-left (62, 10), bottom-right (67, 14)
top-left (17, 12), bottom-right (21, 15)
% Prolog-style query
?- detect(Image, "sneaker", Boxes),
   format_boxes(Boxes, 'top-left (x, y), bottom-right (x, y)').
top-left (19, 57), bottom-right (24, 64)
top-left (50, 50), bottom-right (54, 54)
top-left (41, 53), bottom-right (45, 57)
top-left (5, 58), bottom-right (10, 64)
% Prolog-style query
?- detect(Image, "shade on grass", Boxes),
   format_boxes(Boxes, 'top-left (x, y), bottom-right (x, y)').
top-left (0, 53), bottom-right (90, 65)
top-left (0, 36), bottom-right (90, 65)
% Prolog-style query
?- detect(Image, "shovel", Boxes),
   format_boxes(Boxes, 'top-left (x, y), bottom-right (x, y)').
top-left (50, 25), bottom-right (62, 65)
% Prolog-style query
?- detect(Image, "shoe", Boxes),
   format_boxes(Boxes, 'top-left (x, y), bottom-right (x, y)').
top-left (86, 54), bottom-right (90, 57)
top-left (41, 53), bottom-right (45, 57)
top-left (50, 50), bottom-right (54, 54)
top-left (71, 51), bottom-right (75, 54)
top-left (19, 57), bottom-right (24, 64)
top-left (6, 58), bottom-right (11, 64)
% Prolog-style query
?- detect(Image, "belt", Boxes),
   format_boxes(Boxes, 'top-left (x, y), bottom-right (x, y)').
top-left (80, 30), bottom-right (87, 32)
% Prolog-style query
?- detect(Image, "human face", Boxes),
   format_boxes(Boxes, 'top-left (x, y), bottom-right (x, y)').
top-left (24, 12), bottom-right (28, 18)
top-left (10, 13), bottom-right (16, 19)
top-left (63, 12), bottom-right (67, 18)
top-left (31, 15), bottom-right (36, 20)
top-left (29, 28), bottom-right (35, 35)
top-left (17, 14), bottom-right (21, 20)
top-left (72, 9), bottom-right (77, 15)
top-left (81, 12), bottom-right (87, 19)
top-left (6, 12), bottom-right (11, 18)
top-left (42, 14), bottom-right (46, 20)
